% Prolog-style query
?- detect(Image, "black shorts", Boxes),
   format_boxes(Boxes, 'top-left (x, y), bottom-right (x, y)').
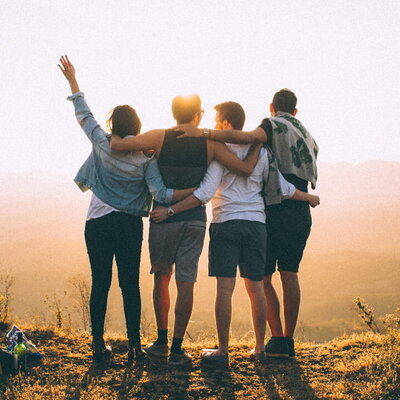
top-left (265, 202), bottom-right (311, 275)
top-left (209, 220), bottom-right (266, 281)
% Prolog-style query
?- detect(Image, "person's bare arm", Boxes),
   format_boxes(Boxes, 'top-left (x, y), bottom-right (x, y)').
top-left (211, 141), bottom-right (262, 176)
top-left (175, 124), bottom-right (267, 144)
top-left (150, 160), bottom-right (224, 223)
top-left (172, 187), bottom-right (197, 202)
top-left (150, 195), bottom-right (202, 223)
top-left (110, 129), bottom-right (163, 152)
top-left (291, 190), bottom-right (320, 208)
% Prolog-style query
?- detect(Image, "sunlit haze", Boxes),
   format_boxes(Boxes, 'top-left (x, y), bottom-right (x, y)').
top-left (1, 0), bottom-right (400, 176)
top-left (0, 1), bottom-right (399, 347)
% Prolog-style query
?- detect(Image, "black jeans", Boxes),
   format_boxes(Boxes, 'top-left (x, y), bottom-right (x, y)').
top-left (84, 212), bottom-right (143, 345)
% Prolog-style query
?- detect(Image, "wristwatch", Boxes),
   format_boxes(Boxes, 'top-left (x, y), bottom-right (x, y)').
top-left (167, 207), bottom-right (175, 217)
top-left (203, 128), bottom-right (211, 138)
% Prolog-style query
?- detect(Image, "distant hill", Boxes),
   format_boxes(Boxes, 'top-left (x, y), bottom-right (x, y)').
top-left (316, 160), bottom-right (400, 211)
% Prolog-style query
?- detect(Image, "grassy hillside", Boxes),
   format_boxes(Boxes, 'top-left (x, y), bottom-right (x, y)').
top-left (0, 326), bottom-right (398, 400)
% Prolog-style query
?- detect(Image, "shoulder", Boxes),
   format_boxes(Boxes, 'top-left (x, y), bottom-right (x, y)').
top-left (258, 118), bottom-right (271, 133)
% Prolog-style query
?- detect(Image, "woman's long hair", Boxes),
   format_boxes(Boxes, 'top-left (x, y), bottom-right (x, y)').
top-left (106, 105), bottom-right (141, 138)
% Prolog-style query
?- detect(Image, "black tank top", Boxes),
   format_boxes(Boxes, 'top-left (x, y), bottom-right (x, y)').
top-left (154, 129), bottom-right (208, 223)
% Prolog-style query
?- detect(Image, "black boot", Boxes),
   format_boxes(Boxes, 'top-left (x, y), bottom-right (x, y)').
top-left (127, 347), bottom-right (147, 366)
top-left (92, 336), bottom-right (113, 364)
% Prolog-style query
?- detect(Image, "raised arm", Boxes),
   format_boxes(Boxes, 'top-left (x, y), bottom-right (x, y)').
top-left (59, 55), bottom-right (80, 94)
top-left (59, 56), bottom-right (107, 145)
top-left (210, 142), bottom-right (262, 176)
top-left (175, 124), bottom-right (267, 144)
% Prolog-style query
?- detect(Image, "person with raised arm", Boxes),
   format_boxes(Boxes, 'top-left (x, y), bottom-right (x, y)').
top-left (173, 89), bottom-right (319, 358)
top-left (150, 101), bottom-right (319, 366)
top-left (58, 56), bottom-right (196, 366)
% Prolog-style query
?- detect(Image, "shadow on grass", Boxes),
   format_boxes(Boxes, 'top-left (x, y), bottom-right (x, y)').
top-left (68, 361), bottom-right (109, 399)
top-left (129, 359), bottom-right (192, 400)
top-left (117, 362), bottom-right (146, 400)
top-left (256, 358), bottom-right (320, 400)
top-left (201, 365), bottom-right (236, 400)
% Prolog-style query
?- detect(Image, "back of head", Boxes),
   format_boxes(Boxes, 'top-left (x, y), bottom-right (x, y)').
top-left (172, 94), bottom-right (202, 124)
top-left (106, 105), bottom-right (141, 138)
top-left (272, 89), bottom-right (297, 114)
top-left (214, 101), bottom-right (246, 130)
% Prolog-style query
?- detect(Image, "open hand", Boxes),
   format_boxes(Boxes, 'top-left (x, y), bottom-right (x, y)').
top-left (173, 124), bottom-right (203, 139)
top-left (58, 55), bottom-right (76, 82)
top-left (150, 206), bottom-right (169, 222)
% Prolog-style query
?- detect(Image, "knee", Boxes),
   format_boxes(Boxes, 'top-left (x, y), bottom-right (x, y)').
top-left (119, 280), bottom-right (140, 296)
top-left (92, 276), bottom-right (112, 292)
top-left (245, 280), bottom-right (264, 297)
top-left (154, 273), bottom-right (171, 288)
top-left (176, 281), bottom-right (195, 302)
top-left (280, 271), bottom-right (299, 285)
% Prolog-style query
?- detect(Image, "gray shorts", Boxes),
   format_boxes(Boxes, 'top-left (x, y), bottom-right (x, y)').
top-left (149, 220), bottom-right (206, 282)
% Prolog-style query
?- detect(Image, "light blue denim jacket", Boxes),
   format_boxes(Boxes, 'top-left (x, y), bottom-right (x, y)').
top-left (68, 92), bottom-right (173, 217)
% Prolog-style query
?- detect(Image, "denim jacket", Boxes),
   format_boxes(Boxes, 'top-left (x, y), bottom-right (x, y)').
top-left (68, 92), bottom-right (173, 217)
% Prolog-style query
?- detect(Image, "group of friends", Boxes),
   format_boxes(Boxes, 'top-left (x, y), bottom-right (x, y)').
top-left (59, 55), bottom-right (320, 367)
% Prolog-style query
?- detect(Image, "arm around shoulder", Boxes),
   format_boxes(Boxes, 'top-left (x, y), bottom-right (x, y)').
top-left (212, 141), bottom-right (261, 176)
top-left (210, 127), bottom-right (267, 144)
top-left (110, 129), bottom-right (163, 152)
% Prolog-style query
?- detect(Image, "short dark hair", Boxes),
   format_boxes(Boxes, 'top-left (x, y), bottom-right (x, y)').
top-left (214, 101), bottom-right (245, 130)
top-left (272, 89), bottom-right (297, 114)
top-left (171, 94), bottom-right (202, 124)
top-left (106, 105), bottom-right (141, 138)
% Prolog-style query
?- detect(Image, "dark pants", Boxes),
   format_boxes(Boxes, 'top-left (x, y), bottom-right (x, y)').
top-left (84, 212), bottom-right (143, 345)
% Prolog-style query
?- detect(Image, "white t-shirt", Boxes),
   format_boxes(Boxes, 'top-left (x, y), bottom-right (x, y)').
top-left (193, 145), bottom-right (295, 224)
top-left (86, 193), bottom-right (119, 221)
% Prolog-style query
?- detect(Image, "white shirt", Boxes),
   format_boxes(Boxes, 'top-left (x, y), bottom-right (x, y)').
top-left (193, 145), bottom-right (296, 224)
top-left (86, 193), bottom-right (119, 221)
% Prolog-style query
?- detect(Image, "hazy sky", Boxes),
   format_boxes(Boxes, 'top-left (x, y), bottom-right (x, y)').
top-left (1, 0), bottom-right (399, 175)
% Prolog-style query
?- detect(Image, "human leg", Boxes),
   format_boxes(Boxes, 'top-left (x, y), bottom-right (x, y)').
top-left (148, 221), bottom-right (178, 354)
top-left (173, 280), bottom-right (195, 340)
top-left (84, 215), bottom-right (114, 340)
top-left (244, 278), bottom-right (266, 353)
top-left (114, 213), bottom-right (143, 350)
top-left (214, 277), bottom-right (236, 354)
top-left (280, 271), bottom-right (301, 338)
top-left (263, 275), bottom-right (284, 337)
top-left (172, 221), bottom-right (206, 345)
top-left (153, 272), bottom-right (172, 333)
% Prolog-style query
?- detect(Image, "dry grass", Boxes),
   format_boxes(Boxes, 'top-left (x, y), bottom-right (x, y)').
top-left (0, 327), bottom-right (398, 400)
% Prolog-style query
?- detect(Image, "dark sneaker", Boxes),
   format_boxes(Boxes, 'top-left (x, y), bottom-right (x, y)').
top-left (286, 338), bottom-right (296, 357)
top-left (144, 342), bottom-right (169, 358)
top-left (201, 349), bottom-right (229, 367)
top-left (249, 349), bottom-right (267, 364)
top-left (168, 350), bottom-right (192, 367)
top-left (127, 347), bottom-right (147, 366)
top-left (265, 337), bottom-right (289, 358)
